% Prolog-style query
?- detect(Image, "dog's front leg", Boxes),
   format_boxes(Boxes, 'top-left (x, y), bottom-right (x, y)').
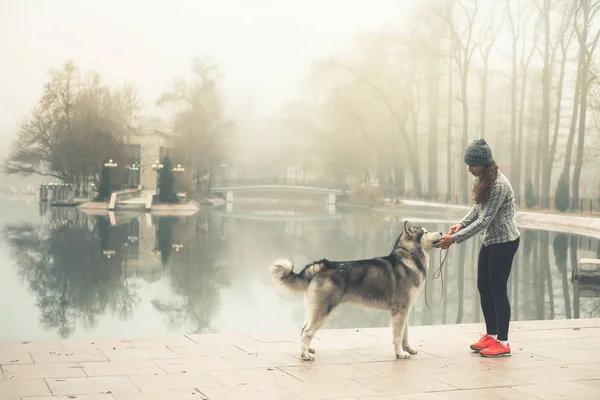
top-left (402, 318), bottom-right (418, 355)
top-left (391, 307), bottom-right (410, 359)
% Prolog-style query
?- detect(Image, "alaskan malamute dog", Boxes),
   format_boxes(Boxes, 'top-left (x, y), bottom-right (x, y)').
top-left (270, 221), bottom-right (443, 361)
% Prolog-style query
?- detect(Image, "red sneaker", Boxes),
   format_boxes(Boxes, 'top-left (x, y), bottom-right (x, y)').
top-left (480, 342), bottom-right (511, 357)
top-left (470, 334), bottom-right (498, 352)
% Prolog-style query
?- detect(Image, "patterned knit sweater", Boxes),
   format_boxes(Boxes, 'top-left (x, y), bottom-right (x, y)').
top-left (452, 172), bottom-right (520, 246)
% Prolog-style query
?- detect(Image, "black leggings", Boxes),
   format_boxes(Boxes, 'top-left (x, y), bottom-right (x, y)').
top-left (477, 237), bottom-right (520, 341)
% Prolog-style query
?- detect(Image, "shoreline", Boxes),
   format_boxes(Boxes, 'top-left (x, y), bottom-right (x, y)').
top-left (344, 199), bottom-right (600, 240)
top-left (64, 196), bottom-right (600, 240)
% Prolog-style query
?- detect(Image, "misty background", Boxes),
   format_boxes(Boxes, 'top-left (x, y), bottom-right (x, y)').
top-left (1, 0), bottom-right (600, 340)
top-left (1, 0), bottom-right (599, 208)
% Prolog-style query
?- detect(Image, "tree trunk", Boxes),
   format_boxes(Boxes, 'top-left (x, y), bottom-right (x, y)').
top-left (561, 67), bottom-right (582, 192)
top-left (549, 41), bottom-right (570, 174)
top-left (560, 7), bottom-right (586, 199)
top-left (446, 41), bottom-right (453, 201)
top-left (390, 127), bottom-right (399, 198)
top-left (393, 127), bottom-right (406, 197)
top-left (377, 156), bottom-right (388, 195)
top-left (539, 0), bottom-right (552, 208)
top-left (480, 55), bottom-right (490, 139)
top-left (573, 65), bottom-right (590, 204)
top-left (411, 103), bottom-right (420, 195)
top-left (549, 3), bottom-right (576, 175)
top-left (460, 71), bottom-right (470, 204)
top-left (510, 40), bottom-right (518, 187)
top-left (398, 122), bottom-right (421, 196)
top-left (339, 67), bottom-right (422, 195)
top-left (526, 90), bottom-right (537, 197)
top-left (428, 56), bottom-right (440, 199)
top-left (572, 0), bottom-right (600, 205)
top-left (516, 38), bottom-right (537, 202)
top-left (534, 124), bottom-right (542, 201)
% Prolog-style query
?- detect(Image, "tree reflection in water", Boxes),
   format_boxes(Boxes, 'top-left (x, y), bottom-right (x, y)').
top-left (151, 213), bottom-right (230, 333)
top-left (219, 212), bottom-right (600, 330)
top-left (3, 204), bottom-right (600, 339)
top-left (4, 208), bottom-right (138, 338)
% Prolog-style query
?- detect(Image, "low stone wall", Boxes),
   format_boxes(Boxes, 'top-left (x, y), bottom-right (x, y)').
top-left (108, 189), bottom-right (141, 210)
top-left (79, 189), bottom-right (140, 210)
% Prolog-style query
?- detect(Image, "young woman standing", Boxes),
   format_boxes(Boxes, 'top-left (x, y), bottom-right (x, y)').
top-left (435, 138), bottom-right (520, 357)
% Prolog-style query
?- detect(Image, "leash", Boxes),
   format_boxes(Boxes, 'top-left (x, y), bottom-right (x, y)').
top-left (424, 247), bottom-right (449, 310)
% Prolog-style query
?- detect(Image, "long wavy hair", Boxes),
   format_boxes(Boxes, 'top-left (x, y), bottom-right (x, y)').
top-left (473, 162), bottom-right (499, 205)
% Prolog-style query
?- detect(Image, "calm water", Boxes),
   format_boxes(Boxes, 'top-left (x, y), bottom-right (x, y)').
top-left (1, 196), bottom-right (599, 341)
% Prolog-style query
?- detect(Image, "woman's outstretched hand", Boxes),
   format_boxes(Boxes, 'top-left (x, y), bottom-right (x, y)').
top-left (435, 235), bottom-right (455, 250)
top-left (448, 224), bottom-right (463, 235)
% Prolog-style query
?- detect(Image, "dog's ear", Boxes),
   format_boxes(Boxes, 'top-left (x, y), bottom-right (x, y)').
top-left (404, 221), bottom-right (415, 236)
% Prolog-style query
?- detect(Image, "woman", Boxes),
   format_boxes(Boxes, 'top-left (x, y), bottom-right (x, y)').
top-left (435, 138), bottom-right (520, 358)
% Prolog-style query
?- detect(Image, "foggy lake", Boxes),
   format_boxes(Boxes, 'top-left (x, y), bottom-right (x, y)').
top-left (1, 196), bottom-right (598, 341)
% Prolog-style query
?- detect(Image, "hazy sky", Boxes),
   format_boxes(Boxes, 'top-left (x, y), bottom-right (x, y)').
top-left (0, 0), bottom-right (416, 136)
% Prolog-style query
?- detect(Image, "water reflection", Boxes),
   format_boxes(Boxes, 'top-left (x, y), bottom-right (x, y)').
top-left (2, 203), bottom-right (600, 340)
top-left (4, 208), bottom-right (138, 338)
top-left (151, 214), bottom-right (230, 333)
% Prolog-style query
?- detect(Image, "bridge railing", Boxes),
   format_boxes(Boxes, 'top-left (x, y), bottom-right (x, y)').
top-left (213, 178), bottom-right (347, 191)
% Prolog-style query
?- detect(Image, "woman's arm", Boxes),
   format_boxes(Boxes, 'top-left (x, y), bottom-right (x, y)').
top-left (452, 183), bottom-right (508, 244)
top-left (459, 205), bottom-right (479, 228)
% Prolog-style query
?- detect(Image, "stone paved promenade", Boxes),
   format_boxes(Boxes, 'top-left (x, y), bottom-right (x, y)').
top-left (1, 318), bottom-right (599, 399)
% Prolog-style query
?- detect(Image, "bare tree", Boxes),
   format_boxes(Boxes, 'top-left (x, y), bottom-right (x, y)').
top-left (534, 0), bottom-right (552, 207)
top-left (572, 0), bottom-right (600, 204)
top-left (407, 8), bottom-right (448, 198)
top-left (5, 60), bottom-right (139, 194)
top-left (424, 0), bottom-right (457, 200)
top-left (446, 38), bottom-right (454, 201)
top-left (478, 2), bottom-right (505, 140)
top-left (515, 14), bottom-right (540, 201)
top-left (549, 1), bottom-right (577, 177)
top-left (560, 34), bottom-right (584, 197)
top-left (437, 0), bottom-right (479, 202)
top-left (157, 58), bottom-right (233, 193)
top-left (425, 36), bottom-right (443, 198)
top-left (506, 0), bottom-right (537, 199)
top-left (327, 59), bottom-right (423, 195)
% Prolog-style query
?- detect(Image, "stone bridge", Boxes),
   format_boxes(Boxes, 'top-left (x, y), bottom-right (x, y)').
top-left (210, 178), bottom-right (346, 204)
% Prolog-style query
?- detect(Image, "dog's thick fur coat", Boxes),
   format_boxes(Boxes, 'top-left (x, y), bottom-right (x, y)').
top-left (270, 221), bottom-right (443, 361)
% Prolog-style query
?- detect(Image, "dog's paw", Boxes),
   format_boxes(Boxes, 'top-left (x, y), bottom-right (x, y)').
top-left (309, 348), bottom-right (316, 354)
top-left (396, 350), bottom-right (411, 359)
top-left (403, 346), bottom-right (418, 355)
top-left (301, 351), bottom-right (315, 361)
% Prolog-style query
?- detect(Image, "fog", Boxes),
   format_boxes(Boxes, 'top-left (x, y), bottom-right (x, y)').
top-left (1, 0), bottom-right (599, 208)
top-left (0, 0), bottom-right (407, 124)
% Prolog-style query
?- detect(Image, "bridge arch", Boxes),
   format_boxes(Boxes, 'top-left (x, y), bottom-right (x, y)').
top-left (210, 178), bottom-right (346, 205)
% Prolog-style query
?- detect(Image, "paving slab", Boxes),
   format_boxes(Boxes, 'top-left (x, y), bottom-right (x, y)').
top-left (2, 318), bottom-right (600, 399)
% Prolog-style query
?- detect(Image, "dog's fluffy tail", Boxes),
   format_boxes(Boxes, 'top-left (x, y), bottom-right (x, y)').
top-left (270, 258), bottom-right (311, 293)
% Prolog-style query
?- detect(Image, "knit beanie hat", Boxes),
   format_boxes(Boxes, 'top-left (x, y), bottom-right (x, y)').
top-left (464, 138), bottom-right (493, 165)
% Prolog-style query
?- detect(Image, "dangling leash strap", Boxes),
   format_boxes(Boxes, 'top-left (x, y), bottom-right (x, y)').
top-left (424, 246), bottom-right (449, 310)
